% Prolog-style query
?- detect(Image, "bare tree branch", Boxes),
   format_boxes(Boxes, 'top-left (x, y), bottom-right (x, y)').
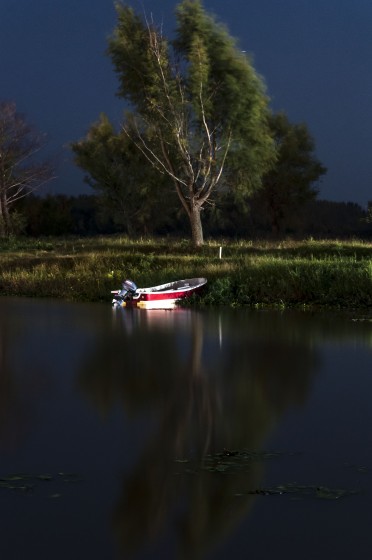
top-left (0, 101), bottom-right (55, 235)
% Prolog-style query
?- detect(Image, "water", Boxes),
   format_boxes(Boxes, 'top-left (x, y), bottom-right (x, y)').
top-left (0, 297), bottom-right (371, 559)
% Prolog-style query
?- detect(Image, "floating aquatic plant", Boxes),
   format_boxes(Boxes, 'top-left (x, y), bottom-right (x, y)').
top-left (201, 449), bottom-right (298, 474)
top-left (174, 450), bottom-right (361, 501)
top-left (242, 483), bottom-right (359, 500)
top-left (0, 472), bottom-right (82, 497)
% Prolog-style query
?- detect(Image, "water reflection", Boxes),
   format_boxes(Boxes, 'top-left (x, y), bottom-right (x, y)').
top-left (1, 298), bottom-right (371, 560)
top-left (79, 309), bottom-right (320, 558)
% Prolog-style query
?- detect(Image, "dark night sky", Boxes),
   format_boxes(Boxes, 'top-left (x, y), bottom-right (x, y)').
top-left (1, 0), bottom-right (371, 207)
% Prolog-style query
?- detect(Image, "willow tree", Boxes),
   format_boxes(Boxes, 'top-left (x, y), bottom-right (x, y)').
top-left (106, 0), bottom-right (274, 247)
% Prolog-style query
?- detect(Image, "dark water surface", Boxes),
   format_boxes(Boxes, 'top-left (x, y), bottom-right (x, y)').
top-left (0, 297), bottom-right (371, 560)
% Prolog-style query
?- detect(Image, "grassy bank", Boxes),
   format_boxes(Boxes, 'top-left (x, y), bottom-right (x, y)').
top-left (0, 236), bottom-right (371, 311)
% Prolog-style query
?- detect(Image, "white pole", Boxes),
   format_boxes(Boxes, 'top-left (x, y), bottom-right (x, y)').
top-left (219, 246), bottom-right (222, 259)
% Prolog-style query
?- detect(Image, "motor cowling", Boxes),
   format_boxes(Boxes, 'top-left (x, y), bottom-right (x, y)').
top-left (122, 279), bottom-right (137, 295)
top-left (117, 279), bottom-right (137, 300)
top-left (112, 279), bottom-right (138, 307)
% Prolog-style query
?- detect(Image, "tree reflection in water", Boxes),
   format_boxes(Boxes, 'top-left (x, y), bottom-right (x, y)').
top-left (78, 309), bottom-right (319, 558)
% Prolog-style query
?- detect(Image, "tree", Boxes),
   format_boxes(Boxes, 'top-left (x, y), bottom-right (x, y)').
top-left (0, 101), bottom-right (54, 236)
top-left (103, 0), bottom-right (274, 247)
top-left (72, 114), bottom-right (176, 235)
top-left (366, 201), bottom-right (372, 223)
top-left (254, 113), bottom-right (327, 234)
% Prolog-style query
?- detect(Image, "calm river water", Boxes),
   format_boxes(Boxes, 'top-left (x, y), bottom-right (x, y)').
top-left (0, 297), bottom-right (371, 560)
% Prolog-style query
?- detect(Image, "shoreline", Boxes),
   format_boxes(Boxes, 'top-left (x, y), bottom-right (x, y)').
top-left (0, 236), bottom-right (371, 314)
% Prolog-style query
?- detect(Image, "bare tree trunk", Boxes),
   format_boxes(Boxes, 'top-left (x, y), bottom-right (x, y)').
top-left (0, 193), bottom-right (10, 237)
top-left (190, 203), bottom-right (204, 248)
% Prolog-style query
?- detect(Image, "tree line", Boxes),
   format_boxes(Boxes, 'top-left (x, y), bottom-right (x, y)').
top-left (0, 1), bottom-right (370, 242)
top-left (16, 193), bottom-right (372, 239)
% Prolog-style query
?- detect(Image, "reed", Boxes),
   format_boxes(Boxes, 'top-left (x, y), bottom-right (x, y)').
top-left (0, 236), bottom-right (371, 310)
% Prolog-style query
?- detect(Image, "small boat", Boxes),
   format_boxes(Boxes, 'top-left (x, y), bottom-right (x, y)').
top-left (111, 277), bottom-right (207, 309)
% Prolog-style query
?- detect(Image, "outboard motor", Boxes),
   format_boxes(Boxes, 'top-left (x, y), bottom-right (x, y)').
top-left (121, 279), bottom-right (137, 296)
top-left (112, 279), bottom-right (138, 307)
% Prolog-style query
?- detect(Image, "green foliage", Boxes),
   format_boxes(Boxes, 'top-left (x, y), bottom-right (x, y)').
top-left (0, 210), bottom-right (27, 237)
top-left (17, 194), bottom-right (118, 236)
top-left (365, 201), bottom-right (372, 224)
top-left (0, 236), bottom-right (371, 311)
top-left (174, 0), bottom-right (275, 189)
top-left (77, 1), bottom-right (275, 247)
top-left (253, 113), bottom-right (327, 233)
top-left (72, 115), bottom-right (177, 234)
top-left (109, 5), bottom-right (173, 116)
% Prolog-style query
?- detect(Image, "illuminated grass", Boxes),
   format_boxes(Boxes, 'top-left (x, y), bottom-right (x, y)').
top-left (0, 236), bottom-right (371, 309)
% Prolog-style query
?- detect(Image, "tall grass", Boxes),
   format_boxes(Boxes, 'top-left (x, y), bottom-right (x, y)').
top-left (0, 236), bottom-right (371, 309)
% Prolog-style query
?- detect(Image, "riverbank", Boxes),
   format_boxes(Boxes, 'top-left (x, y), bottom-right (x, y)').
top-left (0, 236), bottom-right (371, 312)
